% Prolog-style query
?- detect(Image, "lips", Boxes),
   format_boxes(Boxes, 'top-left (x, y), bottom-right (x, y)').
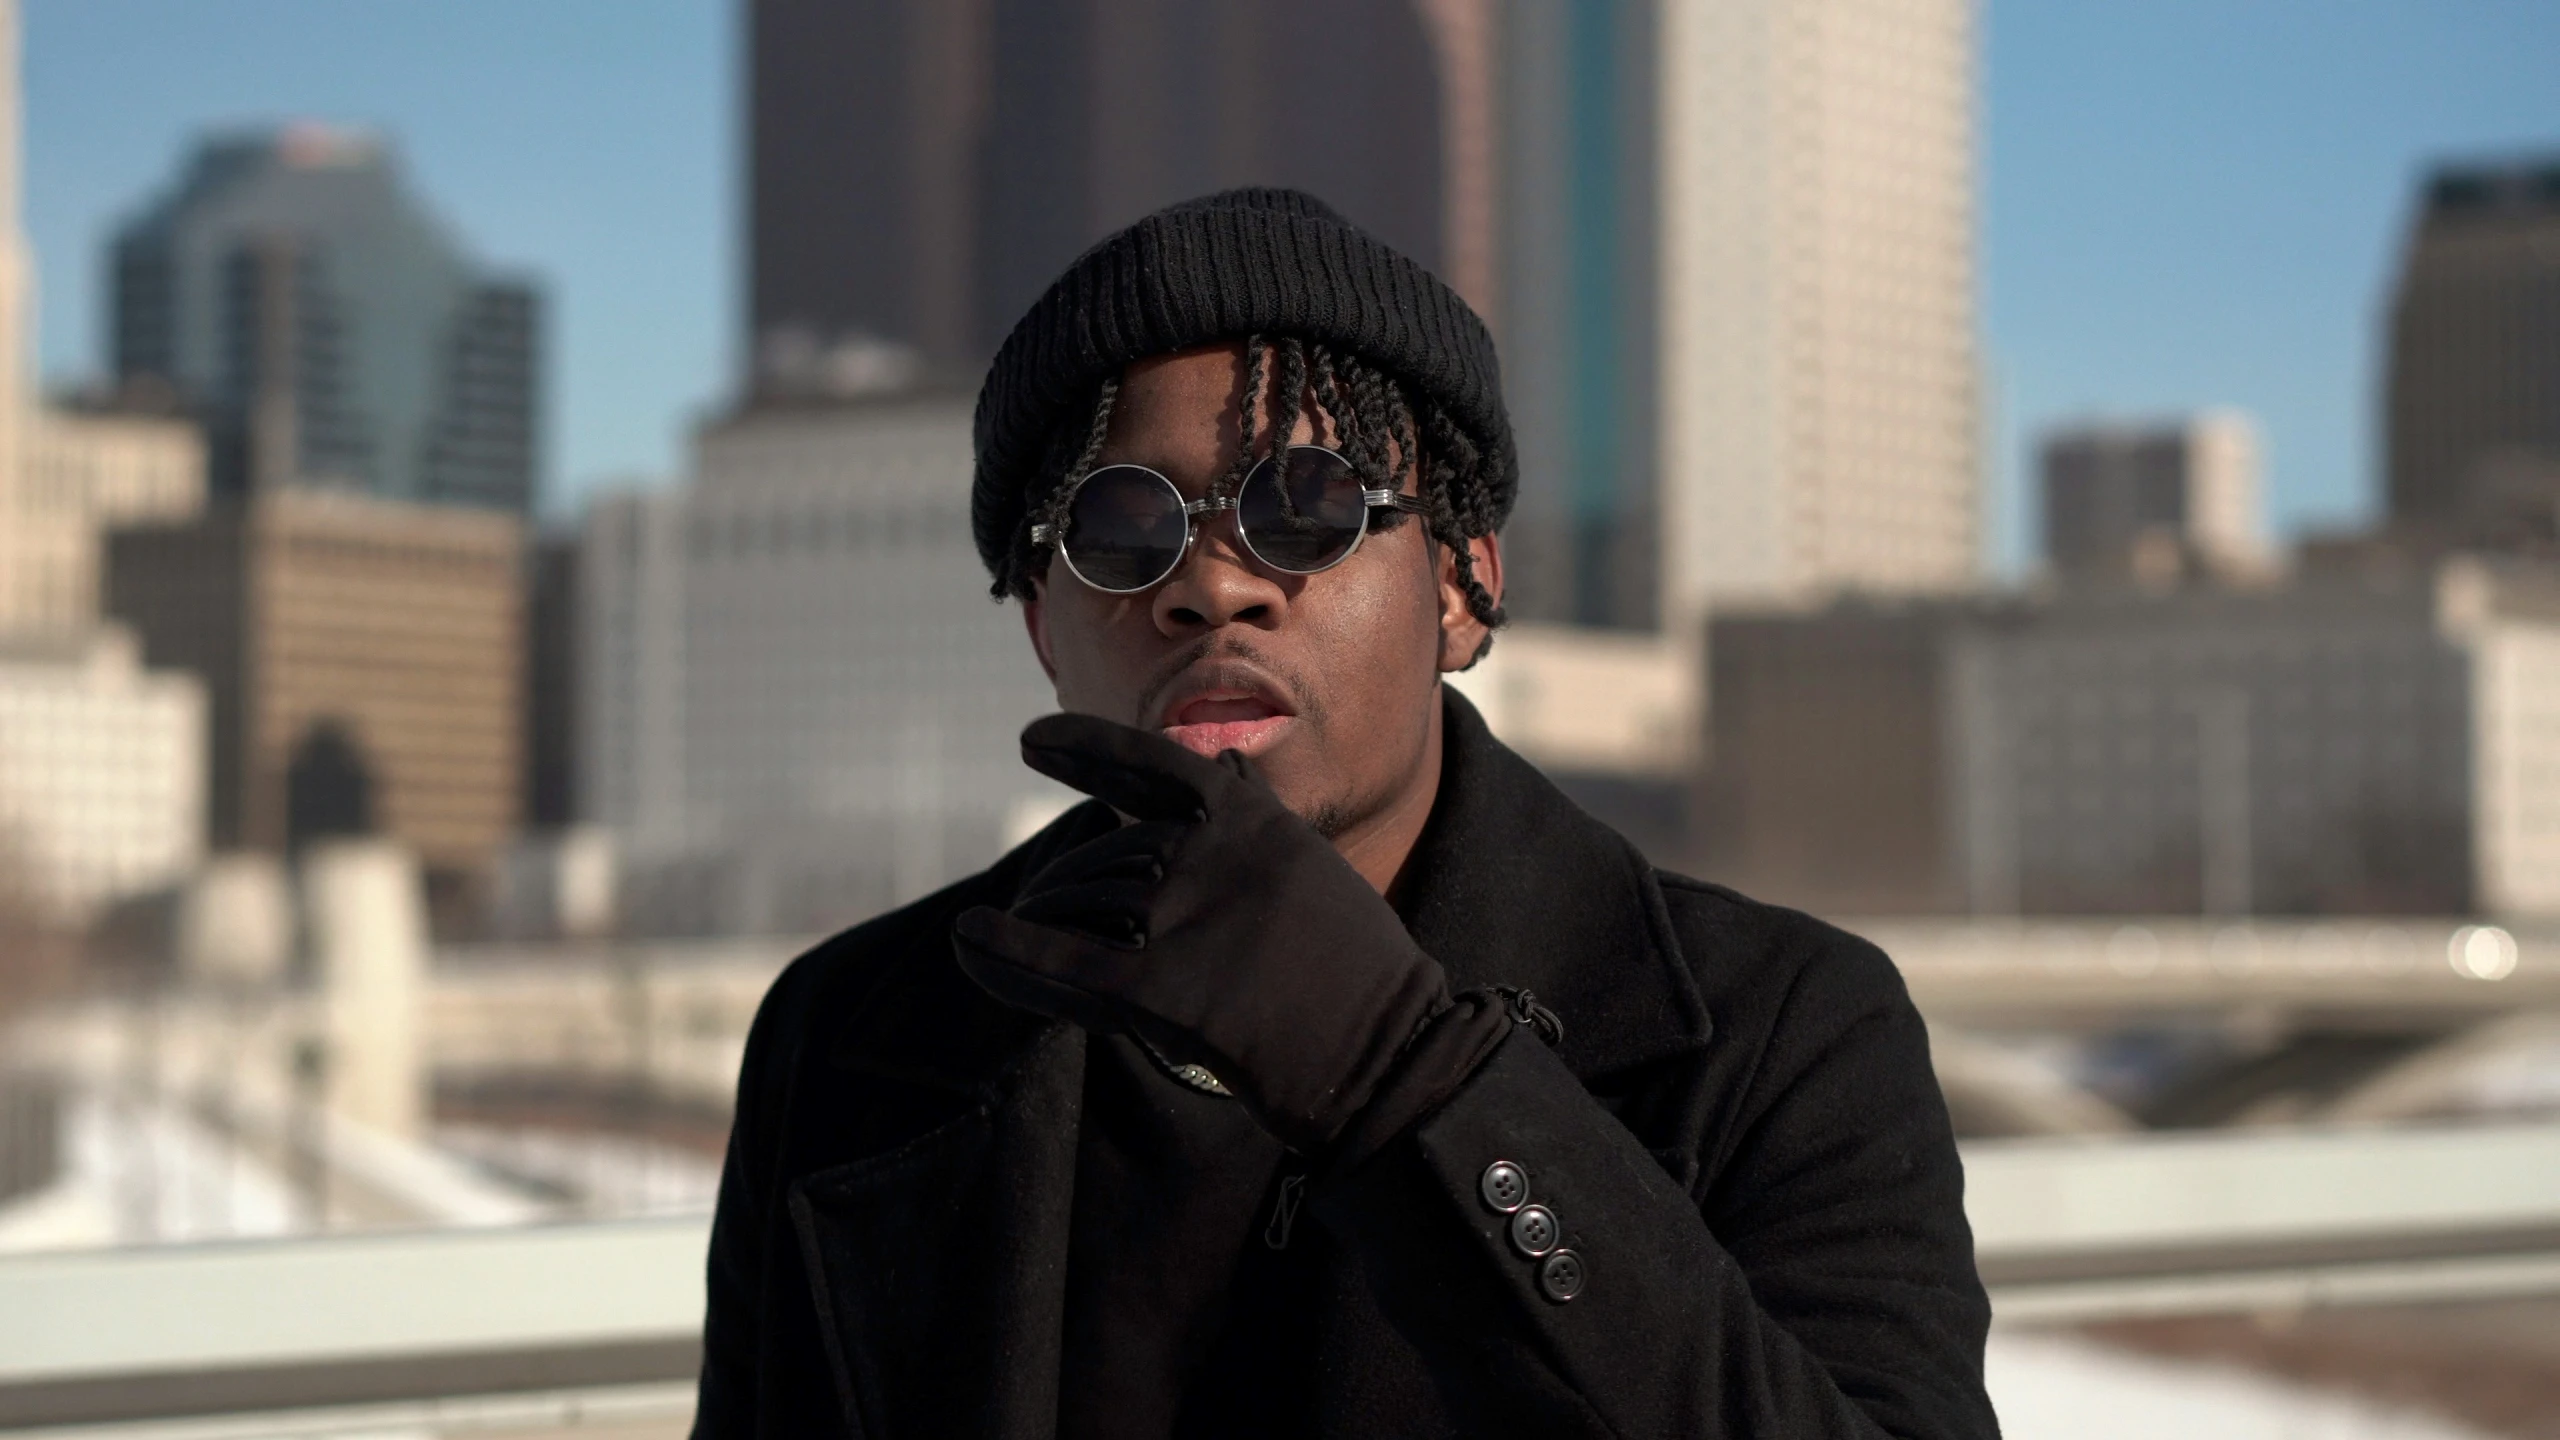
top-left (1152, 670), bottom-right (1299, 758)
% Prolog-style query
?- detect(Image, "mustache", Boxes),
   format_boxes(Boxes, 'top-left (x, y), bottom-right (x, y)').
top-left (1133, 634), bottom-right (1324, 730)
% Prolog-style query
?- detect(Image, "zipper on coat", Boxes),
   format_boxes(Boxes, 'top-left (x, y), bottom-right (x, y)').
top-left (1264, 1169), bottom-right (1308, 1250)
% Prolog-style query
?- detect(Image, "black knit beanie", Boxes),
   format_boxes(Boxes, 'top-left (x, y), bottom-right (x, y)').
top-left (969, 187), bottom-right (1517, 588)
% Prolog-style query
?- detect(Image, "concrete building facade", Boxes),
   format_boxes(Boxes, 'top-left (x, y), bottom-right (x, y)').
top-left (2385, 155), bottom-right (2560, 549)
top-left (578, 395), bottom-right (1062, 935)
top-left (108, 126), bottom-right (540, 514)
top-left (576, 486), bottom-right (687, 861)
top-left (1, 405), bottom-right (205, 630)
top-left (0, 627), bottom-right (203, 923)
top-left (104, 489), bottom-right (523, 890)
top-left (1657, 0), bottom-right (1981, 617)
top-left (1701, 562), bottom-right (2560, 921)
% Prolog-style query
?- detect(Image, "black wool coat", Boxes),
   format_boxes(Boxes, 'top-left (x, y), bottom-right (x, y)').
top-left (692, 692), bottom-right (2000, 1439)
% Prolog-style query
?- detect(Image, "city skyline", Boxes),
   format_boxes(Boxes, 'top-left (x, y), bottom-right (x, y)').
top-left (18, 0), bottom-right (2560, 566)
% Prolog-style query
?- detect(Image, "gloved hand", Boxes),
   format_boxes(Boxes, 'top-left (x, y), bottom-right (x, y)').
top-left (952, 713), bottom-right (1454, 1155)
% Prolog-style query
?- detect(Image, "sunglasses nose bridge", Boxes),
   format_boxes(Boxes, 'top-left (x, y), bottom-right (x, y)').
top-left (1110, 491), bottom-right (1245, 596)
top-left (1178, 495), bottom-right (1258, 576)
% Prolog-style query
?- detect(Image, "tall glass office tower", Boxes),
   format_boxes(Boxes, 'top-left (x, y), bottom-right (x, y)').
top-left (109, 126), bottom-right (540, 515)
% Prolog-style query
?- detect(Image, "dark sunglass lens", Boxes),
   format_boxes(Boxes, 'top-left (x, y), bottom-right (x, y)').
top-left (1239, 448), bottom-right (1368, 573)
top-left (1064, 467), bottom-right (1187, 591)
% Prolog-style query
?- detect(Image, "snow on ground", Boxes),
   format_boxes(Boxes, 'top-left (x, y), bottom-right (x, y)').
top-left (1989, 1331), bottom-right (2499, 1440)
top-left (0, 1089), bottom-right (302, 1251)
top-left (436, 1124), bottom-right (722, 1216)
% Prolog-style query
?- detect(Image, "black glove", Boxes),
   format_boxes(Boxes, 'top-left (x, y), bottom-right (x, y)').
top-left (952, 713), bottom-right (1455, 1155)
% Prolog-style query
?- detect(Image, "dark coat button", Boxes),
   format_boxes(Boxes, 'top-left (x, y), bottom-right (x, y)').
top-left (1538, 1248), bottom-right (1585, 1302)
top-left (1480, 1161), bottom-right (1529, 1214)
top-left (1508, 1204), bottom-right (1559, 1257)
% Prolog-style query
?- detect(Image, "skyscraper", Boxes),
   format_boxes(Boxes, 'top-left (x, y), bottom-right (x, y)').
top-left (109, 126), bottom-right (541, 514)
top-left (744, 0), bottom-right (1475, 395)
top-left (2384, 156), bottom-right (2560, 548)
top-left (1655, 0), bottom-right (1981, 616)
top-left (1498, 0), bottom-right (1982, 631)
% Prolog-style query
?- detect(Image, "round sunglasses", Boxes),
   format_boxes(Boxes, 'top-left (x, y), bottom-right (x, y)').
top-left (1032, 444), bottom-right (1428, 594)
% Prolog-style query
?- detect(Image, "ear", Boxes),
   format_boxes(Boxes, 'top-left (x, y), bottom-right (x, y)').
top-left (1435, 531), bottom-right (1504, 673)
top-left (1022, 576), bottom-right (1062, 683)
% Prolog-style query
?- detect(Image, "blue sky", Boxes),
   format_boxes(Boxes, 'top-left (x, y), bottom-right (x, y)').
top-left (1982, 0), bottom-right (2560, 565)
top-left (23, 2), bottom-right (2560, 563)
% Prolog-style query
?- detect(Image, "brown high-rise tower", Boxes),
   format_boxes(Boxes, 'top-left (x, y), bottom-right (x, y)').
top-left (744, 0), bottom-right (1479, 398)
top-left (2384, 156), bottom-right (2560, 547)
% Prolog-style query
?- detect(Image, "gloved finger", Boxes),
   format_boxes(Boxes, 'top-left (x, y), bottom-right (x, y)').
top-left (1017, 712), bottom-right (1241, 822)
top-left (1020, 821), bottom-right (1182, 894)
top-left (1215, 745), bottom-right (1280, 797)
top-left (1013, 878), bottom-right (1152, 945)
top-left (952, 905), bottom-right (1149, 1033)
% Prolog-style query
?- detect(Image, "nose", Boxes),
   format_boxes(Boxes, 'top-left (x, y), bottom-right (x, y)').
top-left (1150, 513), bottom-right (1291, 637)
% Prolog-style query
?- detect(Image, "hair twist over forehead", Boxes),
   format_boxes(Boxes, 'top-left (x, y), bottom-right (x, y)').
top-left (992, 335), bottom-right (1508, 666)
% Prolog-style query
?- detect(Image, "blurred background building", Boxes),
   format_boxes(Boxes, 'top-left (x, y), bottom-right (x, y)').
top-left (1700, 561), bottom-right (2560, 921)
top-left (0, 626), bottom-right (200, 925)
top-left (104, 490), bottom-right (523, 911)
top-left (3, 400), bottom-right (201, 631)
top-left (745, 0), bottom-right (1465, 395)
top-left (577, 392), bottom-right (1060, 936)
top-left (2041, 412), bottom-right (2272, 589)
top-left (1653, 0), bottom-right (1982, 618)
top-left (2385, 154), bottom-right (2560, 554)
top-left (107, 126), bottom-right (540, 515)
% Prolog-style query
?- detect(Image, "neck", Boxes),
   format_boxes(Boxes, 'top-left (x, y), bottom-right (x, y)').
top-left (1331, 688), bottom-right (1446, 898)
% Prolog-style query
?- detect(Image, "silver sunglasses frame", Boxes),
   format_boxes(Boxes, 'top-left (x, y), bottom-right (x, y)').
top-left (1031, 444), bottom-right (1428, 595)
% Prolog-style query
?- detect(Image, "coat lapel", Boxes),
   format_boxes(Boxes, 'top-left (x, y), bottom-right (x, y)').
top-left (791, 804), bottom-right (1115, 1440)
top-left (789, 1021), bottom-right (1085, 1440)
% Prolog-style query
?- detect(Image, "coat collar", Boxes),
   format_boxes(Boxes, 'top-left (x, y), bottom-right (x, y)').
top-left (1398, 687), bottom-right (1713, 1076)
top-left (829, 686), bottom-right (1711, 1090)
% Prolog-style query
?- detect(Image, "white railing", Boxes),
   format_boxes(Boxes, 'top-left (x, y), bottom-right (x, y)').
top-left (4, 1119), bottom-right (2559, 1432)
top-left (1967, 1117), bottom-right (2560, 1321)
top-left (0, 1215), bottom-right (706, 1434)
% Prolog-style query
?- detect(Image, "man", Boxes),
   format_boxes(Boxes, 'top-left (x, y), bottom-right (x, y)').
top-left (694, 189), bottom-right (1998, 1438)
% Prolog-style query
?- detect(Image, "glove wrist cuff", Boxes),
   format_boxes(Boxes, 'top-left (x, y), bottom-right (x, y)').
top-left (1317, 984), bottom-right (1560, 1176)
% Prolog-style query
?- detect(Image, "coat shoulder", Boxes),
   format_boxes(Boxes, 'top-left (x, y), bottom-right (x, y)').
top-left (736, 865), bottom-right (1013, 1079)
top-left (736, 798), bottom-right (1118, 1095)
top-left (1648, 870), bottom-right (1914, 1023)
